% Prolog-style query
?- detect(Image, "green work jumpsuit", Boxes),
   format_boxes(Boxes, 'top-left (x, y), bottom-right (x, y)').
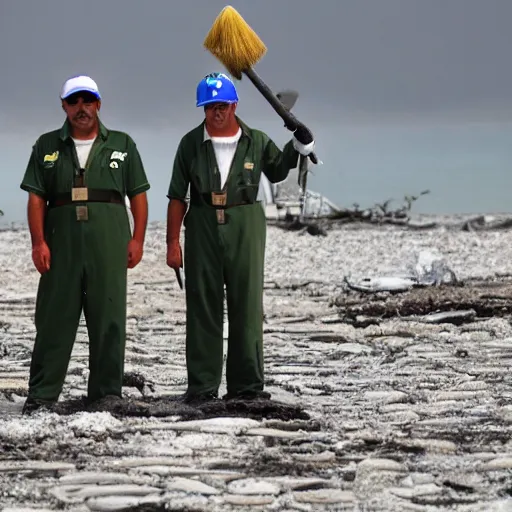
top-left (20, 120), bottom-right (150, 404)
top-left (168, 117), bottom-right (300, 398)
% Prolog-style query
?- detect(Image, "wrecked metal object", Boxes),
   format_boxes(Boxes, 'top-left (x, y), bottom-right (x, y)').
top-left (344, 276), bottom-right (418, 294)
top-left (345, 250), bottom-right (459, 294)
top-left (412, 250), bottom-right (458, 286)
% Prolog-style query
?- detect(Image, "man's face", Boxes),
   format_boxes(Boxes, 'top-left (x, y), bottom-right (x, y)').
top-left (204, 102), bottom-right (236, 130)
top-left (62, 91), bottom-right (100, 132)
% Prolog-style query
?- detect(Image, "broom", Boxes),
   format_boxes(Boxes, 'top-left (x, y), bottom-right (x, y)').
top-left (203, 5), bottom-right (319, 165)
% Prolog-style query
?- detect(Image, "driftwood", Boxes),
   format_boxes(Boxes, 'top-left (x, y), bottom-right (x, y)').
top-left (272, 189), bottom-right (512, 234)
top-left (272, 190), bottom-right (436, 233)
top-left (331, 277), bottom-right (512, 324)
top-left (327, 189), bottom-right (431, 224)
top-left (460, 215), bottom-right (512, 232)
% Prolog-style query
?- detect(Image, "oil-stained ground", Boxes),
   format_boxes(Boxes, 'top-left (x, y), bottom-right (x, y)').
top-left (1, 216), bottom-right (512, 511)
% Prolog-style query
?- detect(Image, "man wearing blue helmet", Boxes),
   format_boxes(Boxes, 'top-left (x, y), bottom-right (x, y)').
top-left (166, 72), bottom-right (315, 403)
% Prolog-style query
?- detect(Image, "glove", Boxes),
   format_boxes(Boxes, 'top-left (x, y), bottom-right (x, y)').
top-left (292, 123), bottom-right (315, 156)
top-left (293, 124), bottom-right (314, 145)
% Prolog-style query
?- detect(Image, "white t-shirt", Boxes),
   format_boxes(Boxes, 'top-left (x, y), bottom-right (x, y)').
top-left (204, 127), bottom-right (265, 201)
top-left (72, 137), bottom-right (95, 168)
top-left (72, 136), bottom-right (133, 230)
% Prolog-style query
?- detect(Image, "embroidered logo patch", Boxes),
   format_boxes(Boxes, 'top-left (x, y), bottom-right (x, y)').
top-left (44, 151), bottom-right (59, 162)
top-left (111, 151), bottom-right (127, 161)
top-left (244, 162), bottom-right (254, 170)
top-left (43, 151), bottom-right (59, 168)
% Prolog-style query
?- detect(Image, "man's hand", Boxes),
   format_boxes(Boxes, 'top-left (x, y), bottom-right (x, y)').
top-left (127, 238), bottom-right (143, 269)
top-left (293, 124), bottom-right (314, 146)
top-left (167, 240), bottom-right (182, 269)
top-left (32, 241), bottom-right (51, 274)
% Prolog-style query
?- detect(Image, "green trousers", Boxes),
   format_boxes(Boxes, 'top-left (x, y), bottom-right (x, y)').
top-left (28, 203), bottom-right (131, 403)
top-left (184, 202), bottom-right (266, 396)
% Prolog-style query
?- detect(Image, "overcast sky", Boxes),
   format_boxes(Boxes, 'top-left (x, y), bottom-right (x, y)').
top-left (1, 0), bottom-right (512, 222)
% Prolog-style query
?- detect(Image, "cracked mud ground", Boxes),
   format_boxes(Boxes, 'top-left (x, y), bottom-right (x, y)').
top-left (1, 217), bottom-right (512, 511)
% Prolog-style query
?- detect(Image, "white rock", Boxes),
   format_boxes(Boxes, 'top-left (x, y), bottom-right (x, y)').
top-left (271, 476), bottom-right (329, 491)
top-left (293, 489), bottom-right (356, 504)
top-left (227, 478), bottom-right (281, 495)
top-left (292, 451), bottom-right (336, 463)
top-left (480, 458), bottom-right (512, 471)
top-left (59, 471), bottom-right (135, 485)
top-left (364, 391), bottom-right (408, 404)
top-left (223, 494), bottom-right (275, 506)
top-left (143, 417), bottom-right (260, 434)
top-left (245, 428), bottom-right (306, 438)
top-left (165, 477), bottom-right (220, 495)
top-left (0, 461), bottom-right (75, 473)
top-left (85, 494), bottom-right (163, 511)
top-left (51, 484), bottom-right (162, 502)
top-left (357, 458), bottom-right (407, 473)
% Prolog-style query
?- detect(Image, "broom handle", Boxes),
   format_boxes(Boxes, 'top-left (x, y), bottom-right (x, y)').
top-left (244, 68), bottom-right (319, 165)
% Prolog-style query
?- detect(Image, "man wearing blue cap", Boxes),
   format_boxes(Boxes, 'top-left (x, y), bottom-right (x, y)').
top-left (19, 75), bottom-right (150, 414)
top-left (166, 72), bottom-right (315, 403)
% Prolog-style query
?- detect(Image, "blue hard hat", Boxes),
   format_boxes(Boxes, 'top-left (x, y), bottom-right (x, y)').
top-left (196, 72), bottom-right (239, 107)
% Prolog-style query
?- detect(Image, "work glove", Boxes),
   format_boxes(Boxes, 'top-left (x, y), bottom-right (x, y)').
top-left (291, 123), bottom-right (315, 156)
top-left (293, 124), bottom-right (314, 145)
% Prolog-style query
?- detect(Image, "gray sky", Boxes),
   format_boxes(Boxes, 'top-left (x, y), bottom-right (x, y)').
top-left (1, 0), bottom-right (512, 222)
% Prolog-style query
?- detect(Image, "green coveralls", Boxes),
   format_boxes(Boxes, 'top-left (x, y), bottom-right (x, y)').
top-left (20, 120), bottom-right (150, 404)
top-left (168, 117), bottom-right (299, 397)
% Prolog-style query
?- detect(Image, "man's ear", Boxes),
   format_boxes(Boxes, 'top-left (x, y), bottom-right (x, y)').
top-left (97, 100), bottom-right (101, 112)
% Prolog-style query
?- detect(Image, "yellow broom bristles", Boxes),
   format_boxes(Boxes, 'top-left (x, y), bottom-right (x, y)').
top-left (203, 5), bottom-right (267, 80)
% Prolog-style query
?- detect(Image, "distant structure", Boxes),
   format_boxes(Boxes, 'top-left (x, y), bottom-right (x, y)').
top-left (263, 169), bottom-right (340, 220)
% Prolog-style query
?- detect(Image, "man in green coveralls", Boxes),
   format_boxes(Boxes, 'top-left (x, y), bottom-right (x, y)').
top-left (166, 73), bottom-right (315, 402)
top-left (20, 75), bottom-right (150, 414)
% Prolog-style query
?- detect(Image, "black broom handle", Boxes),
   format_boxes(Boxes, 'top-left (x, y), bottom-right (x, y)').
top-left (244, 68), bottom-right (319, 165)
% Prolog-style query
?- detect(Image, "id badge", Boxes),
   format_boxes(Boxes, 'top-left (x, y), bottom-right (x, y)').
top-left (211, 192), bottom-right (227, 206)
top-left (72, 187), bottom-right (88, 201)
top-left (216, 209), bottom-right (225, 224)
top-left (76, 205), bottom-right (88, 221)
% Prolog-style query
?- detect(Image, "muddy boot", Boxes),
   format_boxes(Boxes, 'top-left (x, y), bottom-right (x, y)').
top-left (22, 397), bottom-right (56, 415)
top-left (86, 394), bottom-right (124, 412)
top-left (223, 390), bottom-right (272, 401)
top-left (182, 391), bottom-right (219, 405)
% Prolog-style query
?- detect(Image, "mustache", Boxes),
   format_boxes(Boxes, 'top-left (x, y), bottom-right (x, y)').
top-left (74, 111), bottom-right (91, 120)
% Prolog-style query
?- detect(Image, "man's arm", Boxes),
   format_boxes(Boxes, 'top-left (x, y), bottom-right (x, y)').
top-left (166, 137), bottom-right (191, 242)
top-left (20, 144), bottom-right (51, 274)
top-left (262, 128), bottom-right (316, 184)
top-left (129, 191), bottom-right (148, 245)
top-left (261, 137), bottom-right (300, 184)
top-left (27, 192), bottom-right (47, 246)
top-left (166, 138), bottom-right (190, 269)
top-left (125, 137), bottom-right (150, 268)
top-left (125, 137), bottom-right (151, 212)
top-left (166, 199), bottom-right (187, 244)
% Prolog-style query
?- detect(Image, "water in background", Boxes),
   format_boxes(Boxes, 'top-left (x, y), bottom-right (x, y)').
top-left (1, 118), bottom-right (512, 225)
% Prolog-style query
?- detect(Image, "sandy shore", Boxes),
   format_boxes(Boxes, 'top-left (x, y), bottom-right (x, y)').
top-left (1, 217), bottom-right (512, 511)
